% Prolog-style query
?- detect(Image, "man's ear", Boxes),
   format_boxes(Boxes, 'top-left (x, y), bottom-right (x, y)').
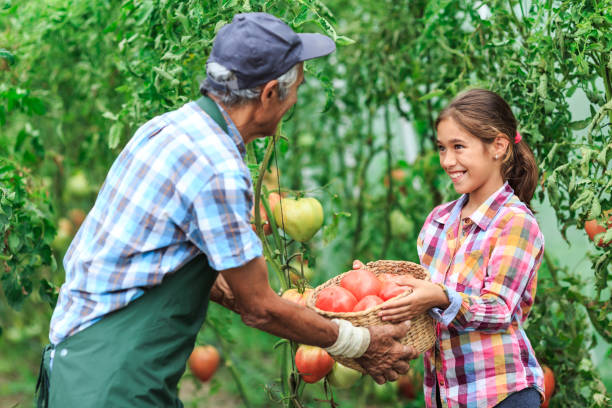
top-left (493, 134), bottom-right (510, 159)
top-left (260, 80), bottom-right (279, 106)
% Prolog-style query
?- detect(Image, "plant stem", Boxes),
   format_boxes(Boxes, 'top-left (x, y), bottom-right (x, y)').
top-left (211, 326), bottom-right (253, 408)
top-left (252, 127), bottom-right (288, 289)
top-left (542, 250), bottom-right (559, 285)
top-left (381, 104), bottom-right (393, 258)
top-left (351, 110), bottom-right (374, 259)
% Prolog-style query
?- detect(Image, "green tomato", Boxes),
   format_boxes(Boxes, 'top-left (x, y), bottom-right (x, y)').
top-left (65, 171), bottom-right (91, 198)
top-left (289, 258), bottom-right (315, 283)
top-left (390, 210), bottom-right (413, 238)
top-left (372, 380), bottom-right (398, 402)
top-left (273, 197), bottom-right (324, 242)
top-left (326, 362), bottom-right (362, 389)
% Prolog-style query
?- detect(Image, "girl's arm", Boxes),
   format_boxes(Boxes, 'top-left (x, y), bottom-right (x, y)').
top-left (380, 212), bottom-right (544, 333)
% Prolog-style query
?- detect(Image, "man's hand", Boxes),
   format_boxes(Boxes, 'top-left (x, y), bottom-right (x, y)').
top-left (355, 322), bottom-right (419, 384)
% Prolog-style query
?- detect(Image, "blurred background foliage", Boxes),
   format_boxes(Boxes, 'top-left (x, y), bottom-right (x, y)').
top-left (0, 0), bottom-right (610, 406)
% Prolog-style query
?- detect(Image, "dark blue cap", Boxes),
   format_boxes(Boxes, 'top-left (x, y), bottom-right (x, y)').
top-left (206, 12), bottom-right (336, 91)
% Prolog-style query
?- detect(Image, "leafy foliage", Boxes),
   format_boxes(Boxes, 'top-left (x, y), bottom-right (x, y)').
top-left (0, 159), bottom-right (56, 309)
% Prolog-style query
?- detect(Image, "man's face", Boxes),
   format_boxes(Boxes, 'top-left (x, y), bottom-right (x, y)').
top-left (258, 63), bottom-right (305, 137)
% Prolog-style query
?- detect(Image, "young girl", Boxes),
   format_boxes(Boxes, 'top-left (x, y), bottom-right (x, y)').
top-left (379, 89), bottom-right (545, 407)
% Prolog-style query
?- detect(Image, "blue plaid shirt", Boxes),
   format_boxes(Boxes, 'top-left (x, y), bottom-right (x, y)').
top-left (49, 100), bottom-right (263, 345)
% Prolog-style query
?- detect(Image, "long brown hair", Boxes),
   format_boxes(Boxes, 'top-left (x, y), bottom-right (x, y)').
top-left (435, 89), bottom-right (538, 210)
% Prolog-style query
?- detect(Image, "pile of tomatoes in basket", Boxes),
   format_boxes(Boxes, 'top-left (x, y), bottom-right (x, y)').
top-left (315, 265), bottom-right (409, 313)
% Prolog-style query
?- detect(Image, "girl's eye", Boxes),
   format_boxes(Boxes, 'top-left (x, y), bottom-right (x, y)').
top-left (454, 144), bottom-right (464, 150)
top-left (437, 145), bottom-right (445, 152)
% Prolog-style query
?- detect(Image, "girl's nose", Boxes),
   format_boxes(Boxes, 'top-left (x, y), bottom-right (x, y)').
top-left (441, 152), bottom-right (456, 169)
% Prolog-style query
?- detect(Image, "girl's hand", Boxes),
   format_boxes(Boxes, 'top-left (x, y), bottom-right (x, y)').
top-left (378, 276), bottom-right (448, 323)
top-left (352, 259), bottom-right (366, 270)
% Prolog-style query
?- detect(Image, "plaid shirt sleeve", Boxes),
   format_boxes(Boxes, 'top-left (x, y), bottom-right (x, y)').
top-left (184, 169), bottom-right (262, 271)
top-left (444, 211), bottom-right (544, 332)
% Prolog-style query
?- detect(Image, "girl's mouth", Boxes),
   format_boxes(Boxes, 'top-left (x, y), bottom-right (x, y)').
top-left (448, 171), bottom-right (466, 182)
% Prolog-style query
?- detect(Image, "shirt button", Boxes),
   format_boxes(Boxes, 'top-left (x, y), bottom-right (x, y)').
top-left (60, 349), bottom-right (68, 357)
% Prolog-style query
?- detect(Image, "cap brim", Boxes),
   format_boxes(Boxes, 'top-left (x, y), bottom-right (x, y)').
top-left (297, 33), bottom-right (336, 61)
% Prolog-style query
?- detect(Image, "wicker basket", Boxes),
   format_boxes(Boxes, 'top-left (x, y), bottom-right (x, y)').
top-left (306, 260), bottom-right (436, 373)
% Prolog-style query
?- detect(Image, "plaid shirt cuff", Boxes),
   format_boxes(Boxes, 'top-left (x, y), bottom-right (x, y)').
top-left (428, 286), bottom-right (462, 326)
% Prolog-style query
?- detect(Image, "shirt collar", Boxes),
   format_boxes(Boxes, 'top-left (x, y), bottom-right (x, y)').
top-left (433, 182), bottom-right (515, 230)
top-left (215, 102), bottom-right (247, 159)
top-left (467, 182), bottom-right (514, 230)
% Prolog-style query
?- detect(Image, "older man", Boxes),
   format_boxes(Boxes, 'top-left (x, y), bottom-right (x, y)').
top-left (37, 12), bottom-right (417, 407)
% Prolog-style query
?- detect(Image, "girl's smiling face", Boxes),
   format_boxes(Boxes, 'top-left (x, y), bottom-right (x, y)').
top-left (436, 118), bottom-right (504, 205)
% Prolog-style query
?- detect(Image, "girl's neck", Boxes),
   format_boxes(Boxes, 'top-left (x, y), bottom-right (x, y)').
top-left (461, 180), bottom-right (505, 218)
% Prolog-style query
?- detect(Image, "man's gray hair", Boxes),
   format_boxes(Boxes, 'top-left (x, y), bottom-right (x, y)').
top-left (201, 63), bottom-right (300, 107)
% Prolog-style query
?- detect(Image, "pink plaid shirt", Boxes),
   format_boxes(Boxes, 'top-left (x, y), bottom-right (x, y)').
top-left (418, 183), bottom-right (544, 407)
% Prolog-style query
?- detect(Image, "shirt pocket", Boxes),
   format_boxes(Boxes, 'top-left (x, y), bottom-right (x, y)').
top-left (452, 250), bottom-right (485, 293)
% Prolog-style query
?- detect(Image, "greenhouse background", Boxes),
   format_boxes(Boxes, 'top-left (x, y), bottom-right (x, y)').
top-left (1, 0), bottom-right (610, 406)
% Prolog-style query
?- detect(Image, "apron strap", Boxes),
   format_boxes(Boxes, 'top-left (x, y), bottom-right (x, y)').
top-left (35, 344), bottom-right (53, 408)
top-left (195, 95), bottom-right (229, 135)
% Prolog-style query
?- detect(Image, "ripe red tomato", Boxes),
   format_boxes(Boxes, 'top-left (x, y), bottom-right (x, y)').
top-left (584, 211), bottom-right (611, 247)
top-left (353, 295), bottom-right (384, 312)
top-left (397, 369), bottom-right (422, 400)
top-left (340, 269), bottom-right (382, 300)
top-left (315, 286), bottom-right (358, 312)
top-left (295, 345), bottom-right (335, 383)
top-left (281, 288), bottom-right (313, 307)
top-left (542, 365), bottom-right (555, 408)
top-left (377, 273), bottom-right (395, 283)
top-left (188, 345), bottom-right (220, 382)
top-left (379, 281), bottom-right (408, 301)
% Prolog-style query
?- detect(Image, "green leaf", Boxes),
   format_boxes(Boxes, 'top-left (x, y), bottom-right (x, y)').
top-left (335, 35), bottom-right (355, 46)
top-left (543, 99), bottom-right (556, 113)
top-left (214, 20), bottom-right (227, 33)
top-left (569, 117), bottom-right (591, 130)
top-left (589, 197), bottom-right (601, 219)
top-left (1, 272), bottom-right (25, 308)
top-left (8, 234), bottom-right (20, 252)
top-left (108, 122), bottom-right (124, 149)
top-left (0, 48), bottom-right (15, 65)
top-left (419, 89), bottom-right (444, 101)
top-left (293, 6), bottom-right (310, 27)
top-left (39, 278), bottom-right (58, 308)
